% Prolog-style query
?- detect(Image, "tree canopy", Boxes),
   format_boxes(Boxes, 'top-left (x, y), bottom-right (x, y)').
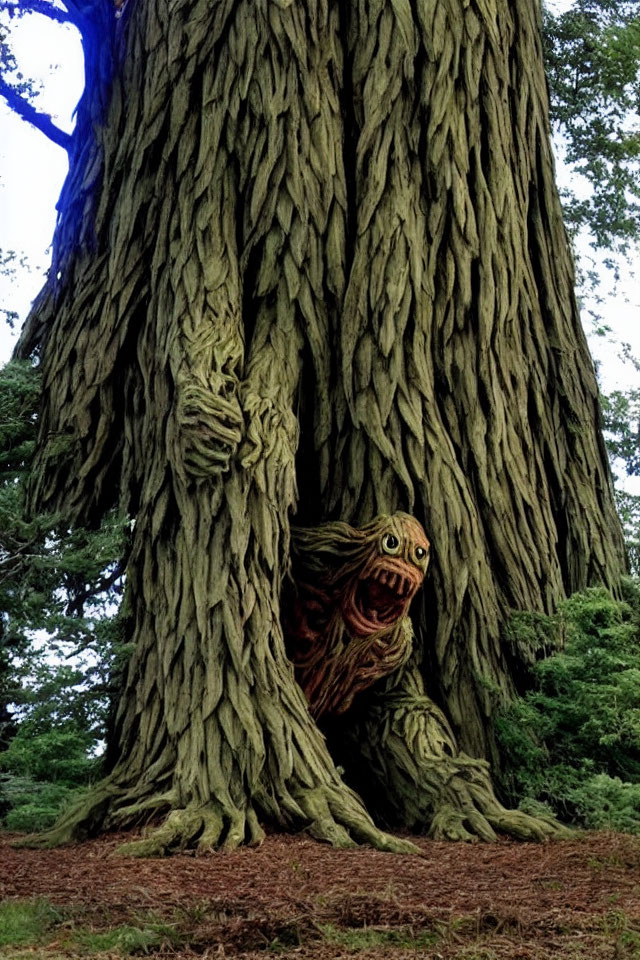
top-left (543, 0), bottom-right (640, 257)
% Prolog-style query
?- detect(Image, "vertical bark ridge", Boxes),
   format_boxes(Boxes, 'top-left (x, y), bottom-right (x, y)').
top-left (27, 0), bottom-right (417, 852)
top-left (322, 0), bottom-right (625, 757)
top-left (105, 0), bottom-right (347, 823)
top-left (324, 0), bottom-right (505, 753)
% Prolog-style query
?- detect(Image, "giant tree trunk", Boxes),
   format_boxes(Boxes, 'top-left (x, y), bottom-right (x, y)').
top-left (315, 0), bottom-right (626, 758)
top-left (17, 0), bottom-right (625, 850)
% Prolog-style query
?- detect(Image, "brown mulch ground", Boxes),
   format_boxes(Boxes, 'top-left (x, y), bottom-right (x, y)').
top-left (2, 829), bottom-right (640, 959)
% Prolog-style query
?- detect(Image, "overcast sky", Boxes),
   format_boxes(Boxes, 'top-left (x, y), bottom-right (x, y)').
top-left (1, 6), bottom-right (639, 396)
top-left (0, 11), bottom-right (81, 357)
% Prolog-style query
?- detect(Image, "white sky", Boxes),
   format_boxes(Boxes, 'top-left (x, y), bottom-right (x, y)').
top-left (0, 13), bottom-right (82, 357)
top-left (0, 7), bottom-right (638, 397)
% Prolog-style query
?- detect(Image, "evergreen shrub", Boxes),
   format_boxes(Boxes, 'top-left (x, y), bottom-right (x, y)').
top-left (496, 580), bottom-right (640, 832)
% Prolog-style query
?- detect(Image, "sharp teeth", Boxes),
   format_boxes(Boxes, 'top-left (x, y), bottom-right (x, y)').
top-left (378, 571), bottom-right (389, 585)
top-left (387, 573), bottom-right (398, 591)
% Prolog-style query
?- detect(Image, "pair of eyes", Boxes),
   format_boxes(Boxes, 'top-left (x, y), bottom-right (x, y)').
top-left (381, 532), bottom-right (428, 563)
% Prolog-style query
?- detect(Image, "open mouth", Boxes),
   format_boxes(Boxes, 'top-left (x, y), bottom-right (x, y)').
top-left (343, 565), bottom-right (418, 636)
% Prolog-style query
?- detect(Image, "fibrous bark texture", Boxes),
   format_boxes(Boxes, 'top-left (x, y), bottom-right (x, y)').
top-left (325, 658), bottom-right (564, 843)
top-left (17, 0), bottom-right (625, 850)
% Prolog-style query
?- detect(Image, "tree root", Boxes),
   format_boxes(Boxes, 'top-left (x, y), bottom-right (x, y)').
top-left (327, 673), bottom-right (572, 844)
top-left (292, 784), bottom-right (421, 854)
top-left (112, 782), bottom-right (421, 857)
top-left (425, 762), bottom-right (571, 843)
top-left (12, 773), bottom-right (420, 857)
top-left (115, 803), bottom-right (266, 857)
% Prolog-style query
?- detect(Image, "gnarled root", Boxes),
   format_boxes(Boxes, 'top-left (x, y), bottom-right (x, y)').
top-left (290, 783), bottom-right (420, 853)
top-left (115, 802), bottom-right (266, 857)
top-left (327, 669), bottom-right (570, 843)
top-left (12, 767), bottom-right (421, 856)
top-left (114, 779), bottom-right (421, 857)
top-left (423, 754), bottom-right (568, 842)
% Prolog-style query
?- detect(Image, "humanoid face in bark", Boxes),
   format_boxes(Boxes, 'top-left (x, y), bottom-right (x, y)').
top-left (284, 513), bottom-right (430, 719)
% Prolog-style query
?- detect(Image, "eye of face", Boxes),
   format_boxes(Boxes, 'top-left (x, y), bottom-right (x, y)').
top-left (381, 532), bottom-right (401, 555)
top-left (415, 545), bottom-right (428, 563)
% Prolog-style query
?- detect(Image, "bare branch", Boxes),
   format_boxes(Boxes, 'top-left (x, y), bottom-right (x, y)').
top-left (0, 0), bottom-right (76, 25)
top-left (65, 561), bottom-right (126, 616)
top-left (0, 76), bottom-right (72, 150)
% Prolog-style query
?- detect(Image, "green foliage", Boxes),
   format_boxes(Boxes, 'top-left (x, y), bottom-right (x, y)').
top-left (0, 359), bottom-right (44, 753)
top-left (0, 357), bottom-right (39, 478)
top-left (0, 360), bottom-right (129, 830)
top-left (497, 582), bottom-right (640, 831)
top-left (501, 608), bottom-right (564, 667)
top-left (602, 386), bottom-right (640, 476)
top-left (571, 774), bottom-right (640, 833)
top-left (1, 778), bottom-right (82, 831)
top-left (0, 725), bottom-right (100, 783)
top-left (615, 489), bottom-right (640, 577)
top-left (601, 381), bottom-right (640, 574)
top-left (602, 378), bottom-right (640, 477)
top-left (0, 898), bottom-right (62, 948)
top-left (543, 0), bottom-right (640, 257)
top-left (0, 700), bottom-right (103, 831)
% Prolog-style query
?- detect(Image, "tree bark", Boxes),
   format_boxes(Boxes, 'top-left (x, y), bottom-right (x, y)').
top-left (314, 0), bottom-right (626, 758)
top-left (324, 655), bottom-right (564, 843)
top-left (16, 0), bottom-right (625, 850)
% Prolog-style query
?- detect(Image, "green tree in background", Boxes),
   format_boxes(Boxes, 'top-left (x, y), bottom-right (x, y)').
top-left (543, 0), bottom-right (640, 258)
top-left (497, 583), bottom-right (640, 833)
top-left (0, 361), bottom-right (127, 830)
top-left (601, 378), bottom-right (640, 575)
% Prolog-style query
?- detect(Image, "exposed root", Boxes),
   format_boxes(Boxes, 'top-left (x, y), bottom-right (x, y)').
top-left (293, 784), bottom-right (421, 854)
top-left (485, 807), bottom-right (574, 843)
top-left (114, 781), bottom-right (421, 857)
top-left (11, 766), bottom-right (419, 857)
top-left (425, 757), bottom-right (571, 843)
top-left (105, 790), bottom-right (176, 829)
top-left (428, 803), bottom-right (495, 843)
top-left (329, 673), bottom-right (571, 844)
top-left (426, 774), bottom-right (571, 843)
top-left (116, 803), bottom-right (266, 857)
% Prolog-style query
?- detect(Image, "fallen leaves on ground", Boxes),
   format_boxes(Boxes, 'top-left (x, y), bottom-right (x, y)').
top-left (2, 829), bottom-right (639, 959)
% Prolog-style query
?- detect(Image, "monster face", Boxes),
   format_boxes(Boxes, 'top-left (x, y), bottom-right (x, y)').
top-left (283, 513), bottom-right (430, 719)
top-left (341, 515), bottom-right (429, 639)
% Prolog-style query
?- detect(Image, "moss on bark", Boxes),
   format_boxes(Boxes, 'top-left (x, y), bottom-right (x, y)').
top-left (15, 0), bottom-right (625, 851)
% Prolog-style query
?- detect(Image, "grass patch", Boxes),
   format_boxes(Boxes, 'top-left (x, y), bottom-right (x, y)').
top-left (0, 954), bottom-right (69, 960)
top-left (70, 922), bottom-right (181, 955)
top-left (318, 922), bottom-right (440, 951)
top-left (0, 898), bottom-right (62, 948)
top-left (0, 902), bottom-right (182, 959)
